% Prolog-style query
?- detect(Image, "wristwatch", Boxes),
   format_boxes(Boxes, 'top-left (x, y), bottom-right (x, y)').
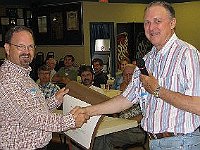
top-left (153, 86), bottom-right (161, 98)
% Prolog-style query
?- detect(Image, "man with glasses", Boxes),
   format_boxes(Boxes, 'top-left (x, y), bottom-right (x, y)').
top-left (0, 26), bottom-right (88, 150)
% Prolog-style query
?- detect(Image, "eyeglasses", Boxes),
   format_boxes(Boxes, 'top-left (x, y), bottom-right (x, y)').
top-left (9, 43), bottom-right (36, 51)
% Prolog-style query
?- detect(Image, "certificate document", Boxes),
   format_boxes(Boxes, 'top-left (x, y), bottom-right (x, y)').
top-left (63, 95), bottom-right (102, 149)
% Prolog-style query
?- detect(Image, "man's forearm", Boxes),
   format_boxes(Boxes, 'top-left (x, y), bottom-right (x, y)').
top-left (159, 87), bottom-right (200, 115)
top-left (86, 95), bottom-right (133, 117)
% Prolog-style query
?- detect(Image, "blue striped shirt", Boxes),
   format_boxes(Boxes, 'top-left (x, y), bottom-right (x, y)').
top-left (122, 34), bottom-right (200, 134)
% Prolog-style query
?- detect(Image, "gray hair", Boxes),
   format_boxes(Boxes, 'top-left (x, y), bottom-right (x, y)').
top-left (144, 1), bottom-right (175, 19)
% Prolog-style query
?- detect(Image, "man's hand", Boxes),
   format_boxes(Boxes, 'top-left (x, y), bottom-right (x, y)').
top-left (70, 106), bottom-right (90, 128)
top-left (140, 73), bottom-right (159, 94)
top-left (55, 88), bottom-right (69, 103)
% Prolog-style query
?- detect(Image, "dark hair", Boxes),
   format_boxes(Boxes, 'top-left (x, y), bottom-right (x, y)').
top-left (38, 65), bottom-right (51, 73)
top-left (144, 1), bottom-right (175, 19)
top-left (64, 55), bottom-right (75, 62)
top-left (5, 26), bottom-right (34, 44)
top-left (92, 58), bottom-right (103, 66)
top-left (79, 65), bottom-right (94, 76)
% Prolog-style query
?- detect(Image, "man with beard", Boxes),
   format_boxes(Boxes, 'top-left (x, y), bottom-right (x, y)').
top-left (0, 26), bottom-right (88, 150)
top-left (79, 65), bottom-right (104, 94)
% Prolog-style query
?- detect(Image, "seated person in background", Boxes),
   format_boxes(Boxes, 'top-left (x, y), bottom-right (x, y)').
top-left (36, 58), bottom-right (57, 84)
top-left (52, 54), bottom-right (78, 85)
top-left (92, 63), bottom-right (146, 150)
top-left (112, 57), bottom-right (130, 90)
top-left (119, 64), bottom-right (136, 91)
top-left (46, 57), bottom-right (57, 80)
top-left (37, 65), bottom-right (60, 99)
top-left (92, 58), bottom-right (108, 88)
top-left (79, 65), bottom-right (104, 94)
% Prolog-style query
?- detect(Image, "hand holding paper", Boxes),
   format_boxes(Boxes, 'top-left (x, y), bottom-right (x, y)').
top-left (55, 87), bottom-right (69, 103)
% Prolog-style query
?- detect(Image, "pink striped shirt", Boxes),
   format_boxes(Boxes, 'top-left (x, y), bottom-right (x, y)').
top-left (122, 34), bottom-right (200, 134)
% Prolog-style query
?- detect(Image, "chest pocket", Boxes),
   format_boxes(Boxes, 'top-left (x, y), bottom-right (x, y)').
top-left (158, 73), bottom-right (187, 94)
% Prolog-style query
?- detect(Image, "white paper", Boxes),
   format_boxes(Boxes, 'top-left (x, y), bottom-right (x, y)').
top-left (63, 95), bottom-right (101, 149)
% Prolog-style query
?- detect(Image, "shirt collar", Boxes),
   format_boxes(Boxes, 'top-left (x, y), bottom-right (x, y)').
top-left (152, 33), bottom-right (178, 56)
top-left (4, 59), bottom-right (32, 77)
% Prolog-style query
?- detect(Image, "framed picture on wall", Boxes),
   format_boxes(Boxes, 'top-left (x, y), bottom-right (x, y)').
top-left (17, 8), bottom-right (23, 18)
top-left (66, 11), bottom-right (79, 31)
top-left (1, 17), bottom-right (9, 25)
top-left (50, 12), bottom-right (63, 40)
top-left (26, 10), bottom-right (32, 18)
top-left (17, 18), bottom-right (24, 25)
top-left (38, 16), bottom-right (47, 33)
top-left (33, 2), bottom-right (83, 45)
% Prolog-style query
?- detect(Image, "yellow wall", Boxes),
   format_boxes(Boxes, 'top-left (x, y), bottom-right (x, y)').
top-left (0, 1), bottom-right (200, 65)
top-left (173, 2), bottom-right (200, 50)
top-left (82, 2), bottom-right (145, 65)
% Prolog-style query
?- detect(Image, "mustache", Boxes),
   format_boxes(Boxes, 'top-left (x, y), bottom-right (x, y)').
top-left (83, 79), bottom-right (90, 82)
top-left (19, 53), bottom-right (31, 57)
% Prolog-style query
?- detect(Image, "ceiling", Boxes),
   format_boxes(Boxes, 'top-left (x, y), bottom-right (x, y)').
top-left (0, 0), bottom-right (198, 7)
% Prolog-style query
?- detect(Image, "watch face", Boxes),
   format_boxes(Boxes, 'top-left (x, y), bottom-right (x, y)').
top-left (155, 93), bottom-right (159, 98)
top-left (153, 92), bottom-right (158, 98)
top-left (153, 86), bottom-right (161, 98)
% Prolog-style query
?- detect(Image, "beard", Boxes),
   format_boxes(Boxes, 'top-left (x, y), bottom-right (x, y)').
top-left (19, 53), bottom-right (32, 68)
top-left (83, 79), bottom-right (92, 86)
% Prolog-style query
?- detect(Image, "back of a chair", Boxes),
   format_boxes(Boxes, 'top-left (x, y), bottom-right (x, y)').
top-left (35, 52), bottom-right (44, 67)
top-left (55, 58), bottom-right (64, 71)
top-left (46, 51), bottom-right (54, 60)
